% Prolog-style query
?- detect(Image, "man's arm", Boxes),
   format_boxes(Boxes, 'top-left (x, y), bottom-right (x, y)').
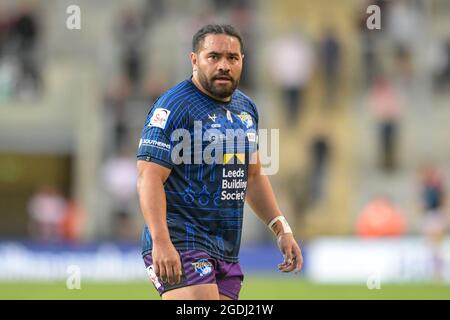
top-left (245, 153), bottom-right (303, 273)
top-left (137, 160), bottom-right (182, 285)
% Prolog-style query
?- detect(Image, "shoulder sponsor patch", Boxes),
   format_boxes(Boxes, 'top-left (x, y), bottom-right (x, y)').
top-left (139, 138), bottom-right (171, 150)
top-left (149, 108), bottom-right (171, 129)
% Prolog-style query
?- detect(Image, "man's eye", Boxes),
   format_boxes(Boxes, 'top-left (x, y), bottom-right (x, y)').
top-left (210, 55), bottom-right (218, 60)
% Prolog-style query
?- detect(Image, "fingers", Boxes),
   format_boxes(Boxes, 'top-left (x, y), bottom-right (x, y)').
top-left (157, 258), bottom-right (182, 285)
top-left (279, 259), bottom-right (296, 273)
top-left (176, 259), bottom-right (183, 284)
top-left (172, 262), bottom-right (182, 285)
top-left (153, 262), bottom-right (160, 278)
top-left (277, 260), bottom-right (292, 271)
top-left (158, 262), bottom-right (167, 283)
top-left (277, 239), bottom-right (304, 273)
top-left (278, 250), bottom-right (295, 272)
top-left (165, 263), bottom-right (175, 284)
top-left (293, 247), bottom-right (303, 274)
top-left (151, 245), bottom-right (183, 285)
top-left (164, 261), bottom-right (176, 285)
top-left (168, 259), bottom-right (182, 285)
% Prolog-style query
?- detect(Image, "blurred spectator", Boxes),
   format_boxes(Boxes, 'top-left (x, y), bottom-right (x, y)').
top-left (10, 3), bottom-right (42, 99)
top-left (387, 0), bottom-right (421, 51)
top-left (0, 12), bottom-right (16, 100)
top-left (420, 165), bottom-right (445, 213)
top-left (387, 0), bottom-right (423, 84)
top-left (358, 0), bottom-right (386, 86)
top-left (115, 7), bottom-right (146, 90)
top-left (61, 199), bottom-right (85, 244)
top-left (269, 32), bottom-right (315, 126)
top-left (308, 122), bottom-right (331, 207)
top-left (369, 76), bottom-right (402, 172)
top-left (356, 196), bottom-right (406, 237)
top-left (320, 27), bottom-right (341, 106)
top-left (0, 3), bottom-right (42, 101)
top-left (287, 171), bottom-right (309, 221)
top-left (393, 45), bottom-right (414, 85)
top-left (419, 164), bottom-right (448, 281)
top-left (230, 1), bottom-right (255, 91)
top-left (101, 148), bottom-right (138, 241)
top-left (0, 56), bottom-right (18, 101)
top-left (103, 76), bottom-right (131, 152)
top-left (0, 10), bottom-right (9, 58)
top-left (359, 31), bottom-right (377, 87)
top-left (142, 0), bottom-right (166, 29)
top-left (28, 185), bottom-right (67, 243)
top-left (431, 38), bottom-right (450, 91)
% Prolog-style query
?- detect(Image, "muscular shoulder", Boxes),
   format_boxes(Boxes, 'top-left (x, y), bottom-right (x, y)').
top-left (145, 80), bottom-right (195, 130)
top-left (152, 80), bottom-right (196, 111)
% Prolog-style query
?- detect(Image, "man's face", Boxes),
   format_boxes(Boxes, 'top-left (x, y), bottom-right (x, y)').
top-left (191, 34), bottom-right (243, 101)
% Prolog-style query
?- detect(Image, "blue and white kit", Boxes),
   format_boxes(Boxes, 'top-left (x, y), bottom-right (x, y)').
top-left (137, 78), bottom-right (259, 262)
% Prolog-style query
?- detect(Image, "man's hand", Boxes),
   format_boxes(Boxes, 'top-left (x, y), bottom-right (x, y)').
top-left (276, 233), bottom-right (303, 273)
top-left (152, 240), bottom-right (183, 285)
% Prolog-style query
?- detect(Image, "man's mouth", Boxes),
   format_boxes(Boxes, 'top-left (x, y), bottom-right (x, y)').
top-left (214, 76), bottom-right (232, 82)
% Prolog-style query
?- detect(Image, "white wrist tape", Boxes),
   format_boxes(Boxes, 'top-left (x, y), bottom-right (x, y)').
top-left (267, 216), bottom-right (292, 237)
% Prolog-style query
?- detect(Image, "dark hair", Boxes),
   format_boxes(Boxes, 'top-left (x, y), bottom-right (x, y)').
top-left (192, 24), bottom-right (244, 53)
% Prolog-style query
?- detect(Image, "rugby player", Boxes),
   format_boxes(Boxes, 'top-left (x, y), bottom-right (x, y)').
top-left (137, 24), bottom-right (303, 300)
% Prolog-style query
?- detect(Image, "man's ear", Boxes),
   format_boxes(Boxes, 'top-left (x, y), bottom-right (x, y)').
top-left (190, 52), bottom-right (198, 71)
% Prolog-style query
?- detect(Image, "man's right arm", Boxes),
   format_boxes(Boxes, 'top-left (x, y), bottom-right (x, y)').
top-left (137, 160), bottom-right (182, 285)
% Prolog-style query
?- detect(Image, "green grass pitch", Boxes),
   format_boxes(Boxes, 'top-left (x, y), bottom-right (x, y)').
top-left (1, 276), bottom-right (450, 300)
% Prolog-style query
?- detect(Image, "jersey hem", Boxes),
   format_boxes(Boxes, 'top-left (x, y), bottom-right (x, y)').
top-left (137, 155), bottom-right (173, 169)
top-left (141, 247), bottom-right (239, 263)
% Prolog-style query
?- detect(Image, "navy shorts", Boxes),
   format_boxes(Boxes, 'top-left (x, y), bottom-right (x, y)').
top-left (143, 250), bottom-right (244, 300)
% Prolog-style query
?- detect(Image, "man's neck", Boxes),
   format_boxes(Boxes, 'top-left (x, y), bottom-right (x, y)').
top-left (191, 75), bottom-right (231, 103)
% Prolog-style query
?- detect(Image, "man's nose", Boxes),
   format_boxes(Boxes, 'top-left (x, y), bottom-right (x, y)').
top-left (217, 58), bottom-right (230, 72)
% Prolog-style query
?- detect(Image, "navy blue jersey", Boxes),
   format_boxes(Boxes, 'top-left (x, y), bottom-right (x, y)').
top-left (137, 78), bottom-right (259, 262)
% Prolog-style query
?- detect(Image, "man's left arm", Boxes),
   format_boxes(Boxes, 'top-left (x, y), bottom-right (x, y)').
top-left (245, 152), bottom-right (303, 273)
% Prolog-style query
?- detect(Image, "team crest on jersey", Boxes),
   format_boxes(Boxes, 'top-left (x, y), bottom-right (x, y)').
top-left (192, 258), bottom-right (213, 277)
top-left (238, 112), bottom-right (253, 128)
top-left (149, 108), bottom-right (171, 129)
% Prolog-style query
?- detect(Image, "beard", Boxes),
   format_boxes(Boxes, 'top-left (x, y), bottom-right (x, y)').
top-left (197, 69), bottom-right (240, 100)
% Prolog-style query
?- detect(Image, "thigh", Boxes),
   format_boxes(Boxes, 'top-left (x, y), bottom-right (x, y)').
top-left (162, 283), bottom-right (220, 300)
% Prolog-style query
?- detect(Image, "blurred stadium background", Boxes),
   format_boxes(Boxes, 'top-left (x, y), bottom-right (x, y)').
top-left (1, 0), bottom-right (450, 299)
